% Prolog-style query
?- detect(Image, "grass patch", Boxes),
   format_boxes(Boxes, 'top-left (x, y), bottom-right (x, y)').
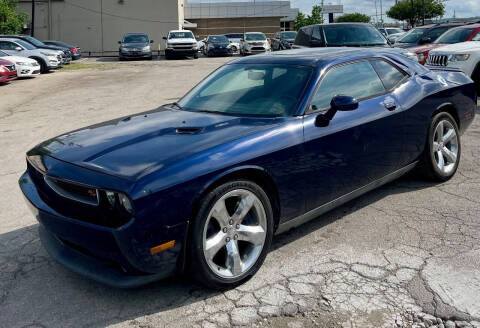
top-left (60, 63), bottom-right (116, 71)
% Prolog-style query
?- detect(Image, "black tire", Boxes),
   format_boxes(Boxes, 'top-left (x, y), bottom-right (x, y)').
top-left (473, 66), bottom-right (480, 95)
top-left (164, 52), bottom-right (171, 60)
top-left (194, 53), bottom-right (199, 59)
top-left (189, 180), bottom-right (274, 289)
top-left (418, 112), bottom-right (461, 182)
top-left (33, 58), bottom-right (47, 74)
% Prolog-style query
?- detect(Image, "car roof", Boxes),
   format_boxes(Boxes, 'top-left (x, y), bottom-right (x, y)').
top-left (0, 38), bottom-right (23, 43)
top-left (451, 23), bottom-right (480, 29)
top-left (228, 48), bottom-right (414, 68)
top-left (123, 33), bottom-right (148, 36)
top-left (245, 32), bottom-right (265, 34)
top-left (169, 30), bottom-right (193, 33)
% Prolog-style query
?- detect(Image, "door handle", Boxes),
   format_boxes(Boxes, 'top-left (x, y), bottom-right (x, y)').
top-left (384, 100), bottom-right (397, 111)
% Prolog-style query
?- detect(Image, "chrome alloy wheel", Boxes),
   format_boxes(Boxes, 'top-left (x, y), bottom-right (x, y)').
top-left (433, 119), bottom-right (459, 175)
top-left (202, 189), bottom-right (267, 279)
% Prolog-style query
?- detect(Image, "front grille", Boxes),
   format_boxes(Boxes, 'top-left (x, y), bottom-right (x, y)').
top-left (5, 64), bottom-right (15, 71)
top-left (252, 47), bottom-right (265, 51)
top-left (173, 43), bottom-right (195, 46)
top-left (250, 42), bottom-right (264, 46)
top-left (427, 54), bottom-right (448, 66)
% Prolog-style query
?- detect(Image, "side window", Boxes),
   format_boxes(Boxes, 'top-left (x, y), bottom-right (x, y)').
top-left (370, 59), bottom-right (407, 90)
top-left (295, 27), bottom-right (312, 46)
top-left (427, 27), bottom-right (449, 41)
top-left (472, 31), bottom-right (480, 41)
top-left (311, 61), bottom-right (385, 110)
top-left (312, 26), bottom-right (323, 42)
top-left (0, 41), bottom-right (14, 50)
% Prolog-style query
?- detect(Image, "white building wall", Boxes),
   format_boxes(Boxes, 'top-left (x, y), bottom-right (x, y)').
top-left (18, 0), bottom-right (183, 55)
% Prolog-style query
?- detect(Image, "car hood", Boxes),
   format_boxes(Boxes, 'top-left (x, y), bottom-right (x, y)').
top-left (121, 42), bottom-right (149, 48)
top-left (2, 55), bottom-right (37, 64)
top-left (167, 38), bottom-right (196, 44)
top-left (0, 59), bottom-right (14, 65)
top-left (410, 43), bottom-right (445, 53)
top-left (31, 108), bottom-right (285, 180)
top-left (430, 41), bottom-right (480, 53)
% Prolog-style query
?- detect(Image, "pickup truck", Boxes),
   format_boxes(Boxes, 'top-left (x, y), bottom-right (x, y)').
top-left (163, 30), bottom-right (198, 60)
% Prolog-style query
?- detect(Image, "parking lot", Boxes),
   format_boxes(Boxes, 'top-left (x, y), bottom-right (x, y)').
top-left (1, 58), bottom-right (480, 328)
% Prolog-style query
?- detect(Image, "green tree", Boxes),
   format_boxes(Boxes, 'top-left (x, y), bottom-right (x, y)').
top-left (294, 5), bottom-right (323, 30)
top-left (386, 0), bottom-right (445, 27)
top-left (0, 0), bottom-right (28, 34)
top-left (336, 13), bottom-right (371, 23)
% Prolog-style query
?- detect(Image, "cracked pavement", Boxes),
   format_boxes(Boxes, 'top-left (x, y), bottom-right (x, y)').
top-left (0, 57), bottom-right (479, 328)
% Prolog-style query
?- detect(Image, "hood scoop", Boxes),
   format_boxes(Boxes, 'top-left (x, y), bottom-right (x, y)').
top-left (175, 127), bottom-right (202, 135)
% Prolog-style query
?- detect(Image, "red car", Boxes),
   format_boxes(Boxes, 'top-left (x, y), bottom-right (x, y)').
top-left (411, 24), bottom-right (480, 64)
top-left (0, 59), bottom-right (17, 83)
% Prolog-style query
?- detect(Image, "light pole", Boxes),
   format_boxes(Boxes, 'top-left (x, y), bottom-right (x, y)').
top-left (422, 0), bottom-right (425, 25)
top-left (31, 0), bottom-right (35, 36)
top-left (410, 0), bottom-right (414, 27)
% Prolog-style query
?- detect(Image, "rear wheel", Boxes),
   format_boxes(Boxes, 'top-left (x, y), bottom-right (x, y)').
top-left (418, 112), bottom-right (461, 181)
top-left (189, 180), bottom-right (273, 289)
top-left (33, 58), bottom-right (47, 73)
top-left (194, 53), bottom-right (199, 59)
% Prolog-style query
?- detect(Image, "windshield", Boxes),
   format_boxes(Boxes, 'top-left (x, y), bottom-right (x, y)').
top-left (386, 28), bottom-right (403, 35)
top-left (23, 36), bottom-right (45, 47)
top-left (177, 64), bottom-right (312, 117)
top-left (209, 35), bottom-right (228, 43)
top-left (16, 40), bottom-right (35, 50)
top-left (281, 31), bottom-right (297, 39)
top-left (123, 34), bottom-right (149, 43)
top-left (169, 31), bottom-right (194, 39)
top-left (245, 34), bottom-right (266, 41)
top-left (398, 28), bottom-right (426, 43)
top-left (323, 25), bottom-right (387, 46)
top-left (435, 28), bottom-right (475, 43)
top-left (225, 34), bottom-right (243, 39)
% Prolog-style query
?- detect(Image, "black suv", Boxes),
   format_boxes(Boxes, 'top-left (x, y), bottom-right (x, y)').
top-left (294, 23), bottom-right (390, 48)
top-left (271, 31), bottom-right (297, 51)
top-left (394, 23), bottom-right (467, 48)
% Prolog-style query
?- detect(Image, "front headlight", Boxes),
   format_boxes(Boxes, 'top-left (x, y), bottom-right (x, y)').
top-left (16, 62), bottom-right (27, 66)
top-left (417, 53), bottom-right (425, 62)
top-left (448, 54), bottom-right (471, 62)
top-left (104, 190), bottom-right (133, 214)
top-left (40, 51), bottom-right (55, 57)
top-left (142, 46), bottom-right (150, 51)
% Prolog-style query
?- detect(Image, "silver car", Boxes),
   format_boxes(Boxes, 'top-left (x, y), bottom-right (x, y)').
top-left (0, 38), bottom-right (62, 73)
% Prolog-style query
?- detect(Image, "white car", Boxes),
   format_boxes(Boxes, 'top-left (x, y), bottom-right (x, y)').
top-left (426, 35), bottom-right (480, 92)
top-left (163, 30), bottom-right (198, 59)
top-left (240, 32), bottom-right (270, 56)
top-left (0, 50), bottom-right (40, 77)
top-left (0, 38), bottom-right (62, 73)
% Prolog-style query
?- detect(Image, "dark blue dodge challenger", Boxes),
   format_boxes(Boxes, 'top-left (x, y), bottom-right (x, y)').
top-left (20, 48), bottom-right (476, 288)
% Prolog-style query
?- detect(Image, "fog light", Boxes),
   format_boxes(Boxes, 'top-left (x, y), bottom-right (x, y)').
top-left (106, 191), bottom-right (116, 206)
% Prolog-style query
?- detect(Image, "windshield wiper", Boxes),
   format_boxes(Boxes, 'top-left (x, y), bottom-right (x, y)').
top-left (196, 110), bottom-right (233, 116)
top-left (170, 102), bottom-right (183, 110)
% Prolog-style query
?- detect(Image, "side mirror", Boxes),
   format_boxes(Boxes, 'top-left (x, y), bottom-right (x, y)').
top-left (15, 46), bottom-right (22, 51)
top-left (331, 95), bottom-right (359, 111)
top-left (163, 37), bottom-right (167, 40)
top-left (150, 40), bottom-right (154, 43)
top-left (118, 41), bottom-right (121, 44)
top-left (315, 95), bottom-right (358, 127)
top-left (419, 37), bottom-right (431, 45)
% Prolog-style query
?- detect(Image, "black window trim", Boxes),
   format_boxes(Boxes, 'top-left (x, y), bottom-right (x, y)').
top-left (305, 57), bottom-right (411, 115)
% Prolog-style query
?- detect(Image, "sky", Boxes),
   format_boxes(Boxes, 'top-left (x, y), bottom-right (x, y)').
top-left (290, 0), bottom-right (480, 21)
top-left (188, 0), bottom-right (480, 22)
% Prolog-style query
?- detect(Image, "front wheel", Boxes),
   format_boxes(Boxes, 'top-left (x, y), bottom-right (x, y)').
top-left (418, 112), bottom-right (461, 181)
top-left (189, 180), bottom-right (273, 289)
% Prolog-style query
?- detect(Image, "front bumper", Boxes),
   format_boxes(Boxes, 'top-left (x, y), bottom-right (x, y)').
top-left (19, 170), bottom-right (188, 288)
top-left (47, 59), bottom-right (60, 69)
top-left (207, 47), bottom-right (232, 56)
top-left (243, 47), bottom-right (267, 54)
top-left (0, 71), bottom-right (17, 82)
top-left (119, 50), bottom-right (152, 59)
top-left (17, 64), bottom-right (41, 77)
top-left (165, 48), bottom-right (197, 56)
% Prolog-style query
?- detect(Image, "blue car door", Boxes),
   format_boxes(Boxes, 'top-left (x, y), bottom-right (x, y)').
top-left (299, 59), bottom-right (408, 213)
